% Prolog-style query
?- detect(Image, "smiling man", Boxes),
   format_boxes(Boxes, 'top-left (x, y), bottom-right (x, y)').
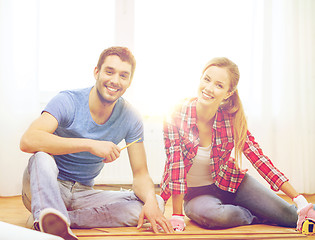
top-left (20, 46), bottom-right (173, 240)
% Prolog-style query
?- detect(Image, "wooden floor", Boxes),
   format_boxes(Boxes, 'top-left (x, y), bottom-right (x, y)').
top-left (1, 186), bottom-right (315, 240)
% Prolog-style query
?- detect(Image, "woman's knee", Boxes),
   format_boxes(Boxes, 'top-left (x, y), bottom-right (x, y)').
top-left (185, 197), bottom-right (254, 229)
top-left (187, 205), bottom-right (231, 228)
top-left (184, 196), bottom-right (223, 228)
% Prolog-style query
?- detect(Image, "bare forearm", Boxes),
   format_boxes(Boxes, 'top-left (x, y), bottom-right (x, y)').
top-left (280, 181), bottom-right (299, 199)
top-left (172, 194), bottom-right (184, 215)
top-left (20, 130), bottom-right (91, 155)
top-left (133, 174), bottom-right (157, 204)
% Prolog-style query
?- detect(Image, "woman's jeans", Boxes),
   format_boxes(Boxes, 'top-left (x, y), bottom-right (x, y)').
top-left (22, 152), bottom-right (165, 228)
top-left (184, 174), bottom-right (298, 229)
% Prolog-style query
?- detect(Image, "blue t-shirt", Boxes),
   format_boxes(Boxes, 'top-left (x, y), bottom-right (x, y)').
top-left (44, 87), bottom-right (144, 186)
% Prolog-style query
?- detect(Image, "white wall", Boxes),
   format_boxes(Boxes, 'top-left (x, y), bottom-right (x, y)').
top-left (95, 117), bottom-right (166, 185)
top-left (1, 0), bottom-right (314, 196)
top-left (0, 0), bottom-right (40, 196)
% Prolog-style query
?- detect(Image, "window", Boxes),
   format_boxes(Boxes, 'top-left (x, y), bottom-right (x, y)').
top-left (133, 0), bottom-right (258, 117)
top-left (38, 0), bottom-right (115, 104)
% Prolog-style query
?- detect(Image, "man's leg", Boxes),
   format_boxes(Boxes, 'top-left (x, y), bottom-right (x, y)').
top-left (68, 185), bottom-right (165, 228)
top-left (233, 174), bottom-right (298, 227)
top-left (184, 194), bottom-right (256, 229)
top-left (22, 152), bottom-right (70, 221)
top-left (22, 152), bottom-right (77, 240)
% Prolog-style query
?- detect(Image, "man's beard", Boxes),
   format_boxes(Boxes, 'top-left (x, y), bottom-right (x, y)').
top-left (96, 87), bottom-right (118, 105)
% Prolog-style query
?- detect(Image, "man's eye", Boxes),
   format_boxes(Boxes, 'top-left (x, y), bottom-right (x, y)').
top-left (106, 71), bottom-right (113, 75)
top-left (121, 73), bottom-right (130, 80)
top-left (204, 77), bottom-right (210, 82)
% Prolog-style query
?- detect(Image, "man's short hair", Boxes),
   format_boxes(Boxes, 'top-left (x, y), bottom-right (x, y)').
top-left (97, 46), bottom-right (136, 81)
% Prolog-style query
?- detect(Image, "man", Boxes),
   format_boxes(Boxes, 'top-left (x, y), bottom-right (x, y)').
top-left (20, 46), bottom-right (173, 240)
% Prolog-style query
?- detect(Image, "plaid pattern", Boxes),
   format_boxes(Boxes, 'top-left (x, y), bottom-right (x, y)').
top-left (160, 98), bottom-right (288, 202)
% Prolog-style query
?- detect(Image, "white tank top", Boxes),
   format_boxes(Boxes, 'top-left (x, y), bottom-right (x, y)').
top-left (187, 145), bottom-right (214, 187)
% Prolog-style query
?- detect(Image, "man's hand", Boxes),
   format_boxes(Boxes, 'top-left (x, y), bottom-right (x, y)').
top-left (88, 140), bottom-right (121, 162)
top-left (137, 201), bottom-right (174, 233)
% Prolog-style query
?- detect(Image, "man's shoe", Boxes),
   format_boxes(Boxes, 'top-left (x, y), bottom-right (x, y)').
top-left (39, 208), bottom-right (78, 240)
top-left (25, 214), bottom-right (40, 231)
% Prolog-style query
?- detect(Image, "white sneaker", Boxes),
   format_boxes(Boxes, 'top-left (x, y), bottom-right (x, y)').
top-left (39, 208), bottom-right (78, 240)
top-left (25, 214), bottom-right (40, 231)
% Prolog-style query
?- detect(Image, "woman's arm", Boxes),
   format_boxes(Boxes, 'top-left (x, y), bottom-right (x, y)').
top-left (172, 194), bottom-right (185, 215)
top-left (244, 131), bottom-right (311, 213)
top-left (161, 107), bottom-right (187, 202)
top-left (280, 181), bottom-right (311, 213)
top-left (279, 181), bottom-right (299, 199)
top-left (162, 108), bottom-right (188, 231)
top-left (243, 131), bottom-right (288, 191)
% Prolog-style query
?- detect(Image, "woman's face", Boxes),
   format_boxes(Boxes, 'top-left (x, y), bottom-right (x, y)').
top-left (197, 66), bottom-right (232, 108)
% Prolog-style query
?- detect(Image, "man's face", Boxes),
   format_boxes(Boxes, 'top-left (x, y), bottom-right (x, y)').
top-left (94, 55), bottom-right (132, 104)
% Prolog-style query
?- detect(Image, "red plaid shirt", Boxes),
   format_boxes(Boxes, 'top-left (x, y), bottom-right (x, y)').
top-left (160, 98), bottom-right (288, 202)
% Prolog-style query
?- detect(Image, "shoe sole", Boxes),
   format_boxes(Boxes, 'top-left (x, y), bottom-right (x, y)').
top-left (39, 208), bottom-right (77, 240)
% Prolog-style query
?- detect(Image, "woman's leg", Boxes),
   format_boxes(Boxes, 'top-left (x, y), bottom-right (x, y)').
top-left (233, 174), bottom-right (298, 227)
top-left (184, 186), bottom-right (257, 229)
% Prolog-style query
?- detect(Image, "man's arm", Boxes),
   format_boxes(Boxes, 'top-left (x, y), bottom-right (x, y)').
top-left (20, 112), bottom-right (120, 161)
top-left (127, 142), bottom-right (173, 233)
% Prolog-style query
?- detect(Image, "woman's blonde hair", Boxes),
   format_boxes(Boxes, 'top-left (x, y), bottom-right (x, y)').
top-left (202, 57), bottom-right (247, 166)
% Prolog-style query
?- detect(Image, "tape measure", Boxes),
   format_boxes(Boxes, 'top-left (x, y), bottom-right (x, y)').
top-left (301, 218), bottom-right (315, 235)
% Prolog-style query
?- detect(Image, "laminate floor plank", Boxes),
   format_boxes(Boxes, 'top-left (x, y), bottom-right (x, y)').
top-left (1, 189), bottom-right (315, 239)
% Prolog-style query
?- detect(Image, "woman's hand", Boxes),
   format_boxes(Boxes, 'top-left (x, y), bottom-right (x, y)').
top-left (296, 203), bottom-right (315, 233)
top-left (169, 214), bottom-right (186, 231)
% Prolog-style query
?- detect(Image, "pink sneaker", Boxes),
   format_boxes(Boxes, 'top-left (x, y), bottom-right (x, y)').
top-left (297, 203), bottom-right (315, 234)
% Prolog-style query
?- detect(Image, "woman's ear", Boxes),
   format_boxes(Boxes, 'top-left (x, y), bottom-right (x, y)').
top-left (225, 91), bottom-right (234, 100)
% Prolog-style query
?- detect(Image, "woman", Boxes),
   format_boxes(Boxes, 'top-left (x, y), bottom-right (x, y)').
top-left (160, 57), bottom-right (314, 232)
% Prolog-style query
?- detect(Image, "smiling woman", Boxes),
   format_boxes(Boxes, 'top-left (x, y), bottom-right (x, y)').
top-left (132, 0), bottom-right (315, 196)
top-left (1, 0), bottom-right (314, 197)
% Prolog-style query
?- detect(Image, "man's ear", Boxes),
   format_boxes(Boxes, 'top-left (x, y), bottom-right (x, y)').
top-left (93, 67), bottom-right (99, 80)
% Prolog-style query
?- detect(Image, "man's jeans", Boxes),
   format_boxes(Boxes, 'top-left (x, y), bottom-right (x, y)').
top-left (184, 174), bottom-right (298, 229)
top-left (22, 152), bottom-right (165, 228)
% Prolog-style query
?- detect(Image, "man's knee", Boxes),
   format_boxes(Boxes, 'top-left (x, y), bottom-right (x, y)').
top-left (29, 152), bottom-right (58, 171)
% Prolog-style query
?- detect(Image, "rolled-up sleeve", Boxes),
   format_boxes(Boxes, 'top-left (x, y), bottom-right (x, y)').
top-left (160, 113), bottom-right (187, 201)
top-left (243, 131), bottom-right (288, 191)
